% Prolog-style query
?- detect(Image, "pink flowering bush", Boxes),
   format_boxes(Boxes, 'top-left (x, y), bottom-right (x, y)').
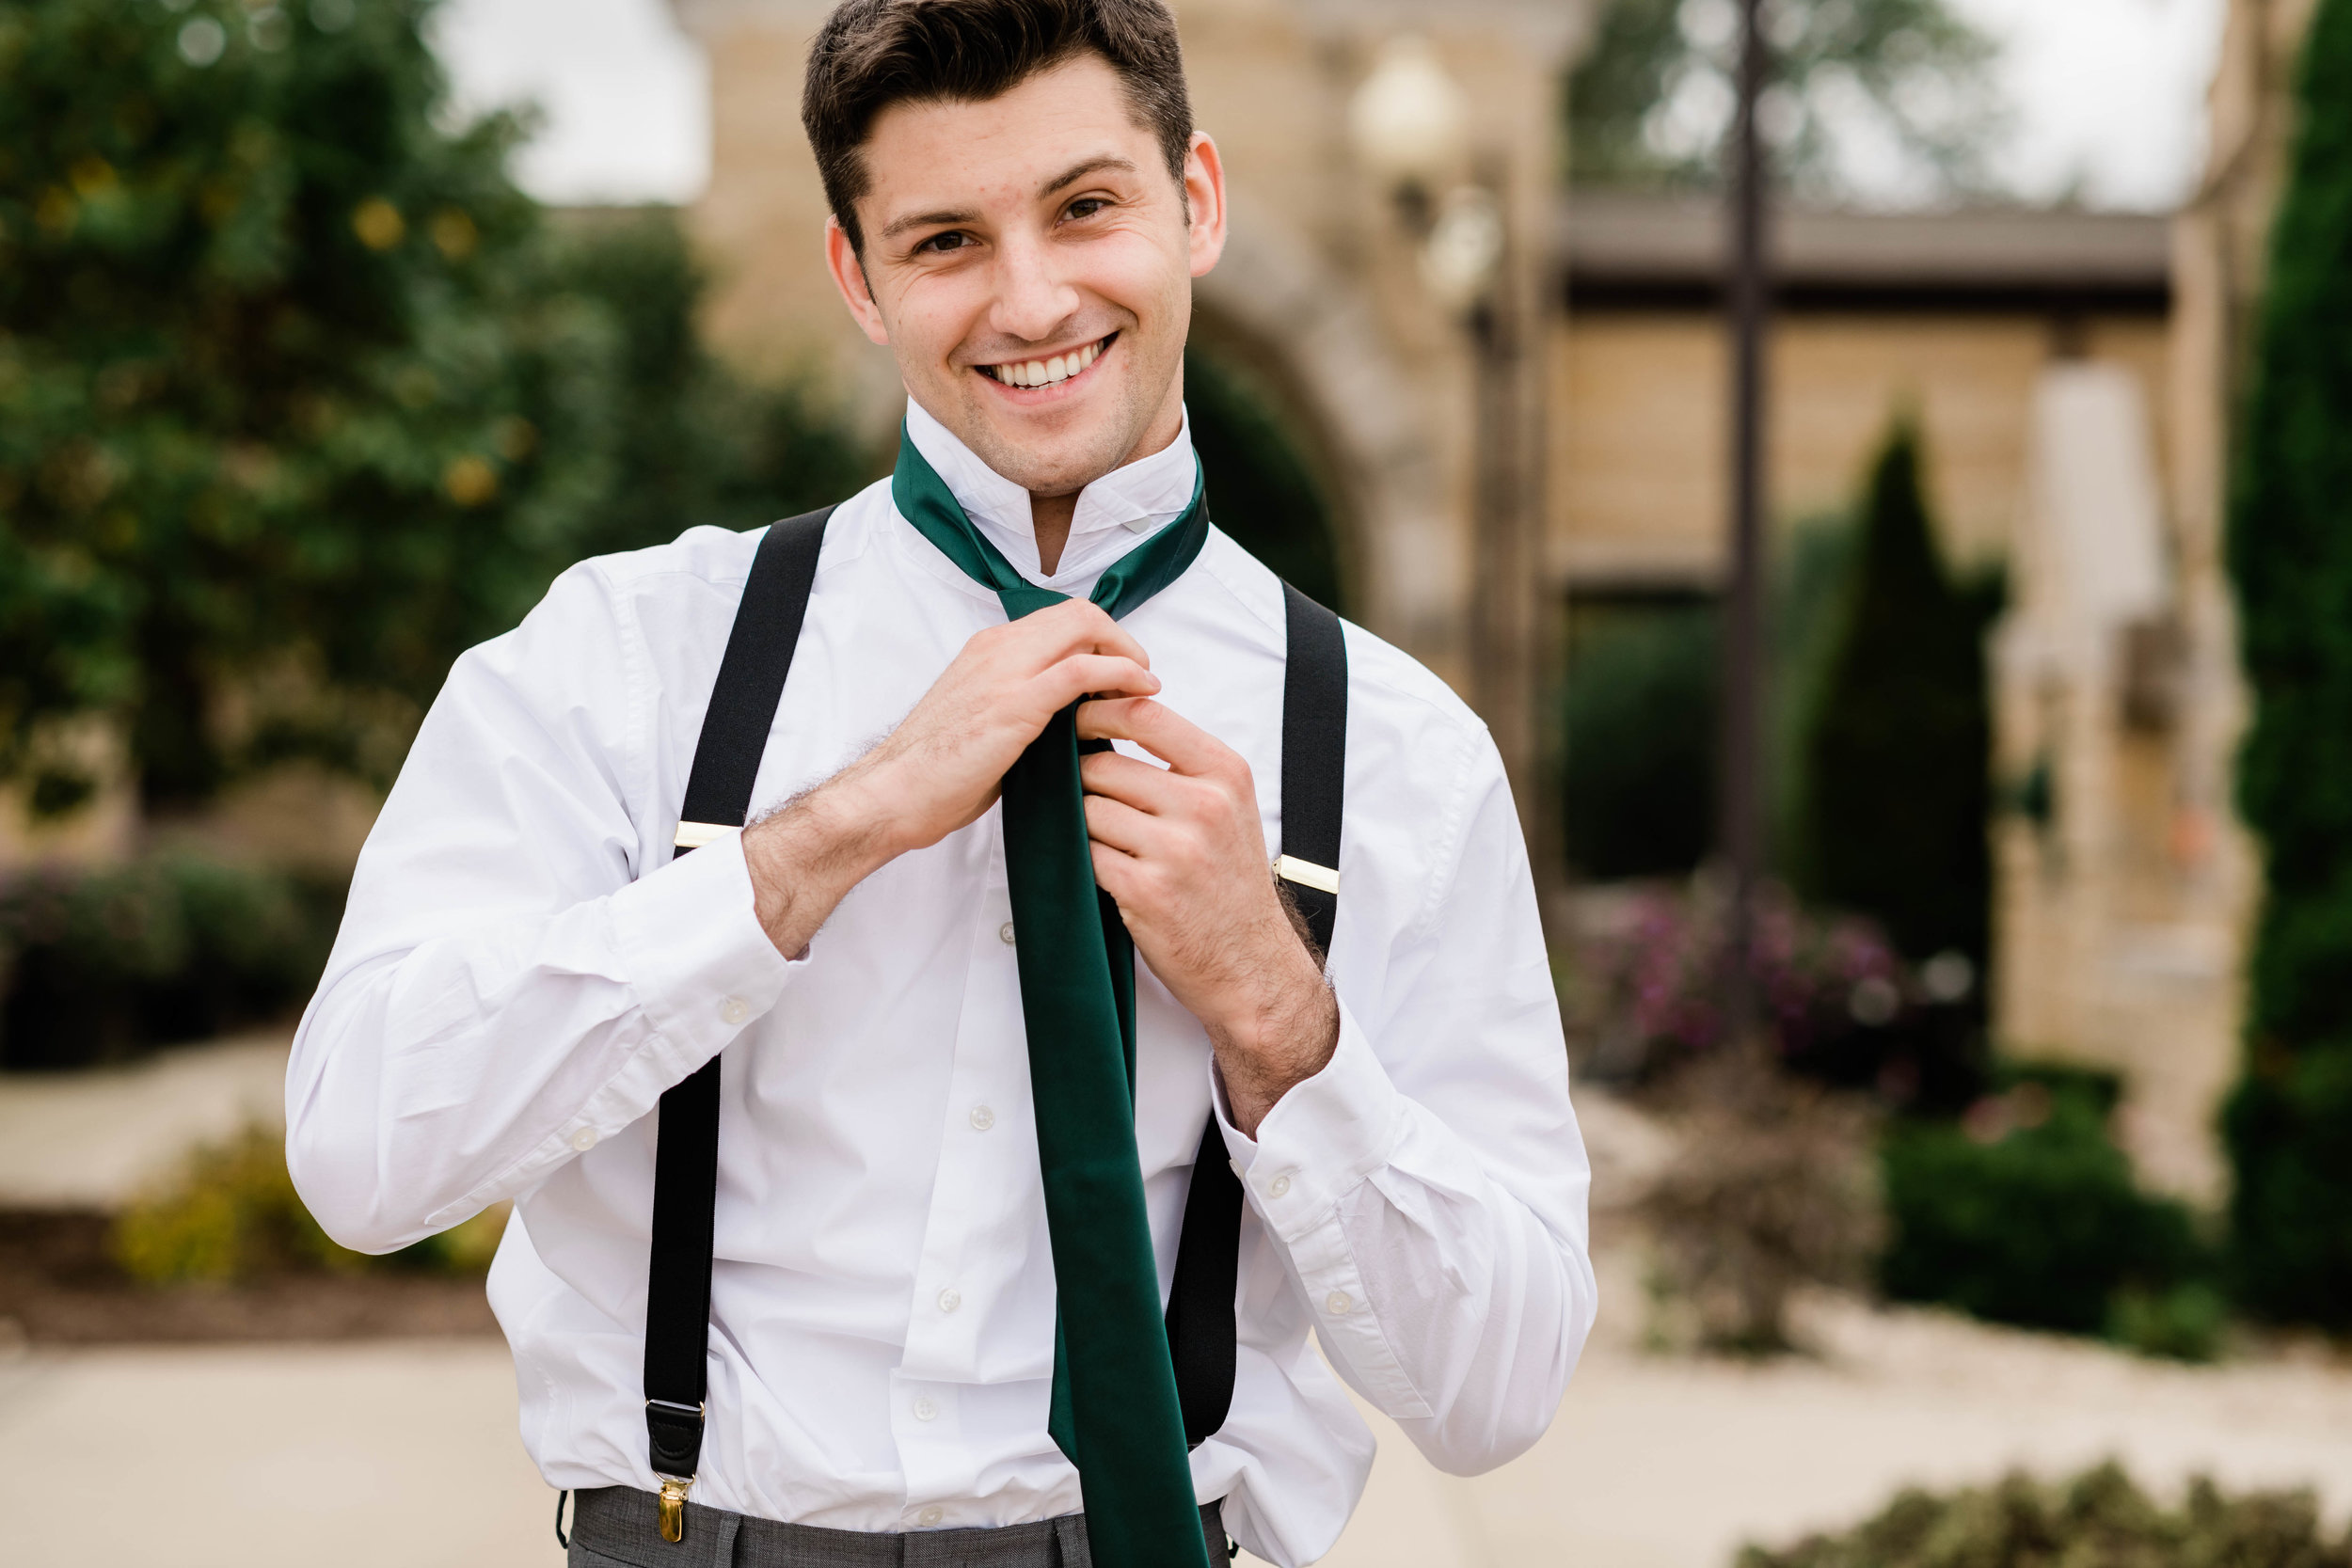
top-left (1566, 878), bottom-right (1931, 1093)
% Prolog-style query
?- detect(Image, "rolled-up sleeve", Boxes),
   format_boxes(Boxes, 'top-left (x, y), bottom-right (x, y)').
top-left (1216, 722), bottom-right (1597, 1475)
top-left (286, 561), bottom-right (799, 1254)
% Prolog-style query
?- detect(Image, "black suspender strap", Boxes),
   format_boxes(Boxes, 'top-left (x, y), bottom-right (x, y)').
top-left (643, 506), bottom-right (833, 1541)
top-left (641, 541), bottom-right (1346, 1527)
top-left (1163, 582), bottom-right (1349, 1449)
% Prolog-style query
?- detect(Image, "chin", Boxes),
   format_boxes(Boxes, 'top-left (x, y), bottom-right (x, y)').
top-left (952, 381), bottom-right (1157, 497)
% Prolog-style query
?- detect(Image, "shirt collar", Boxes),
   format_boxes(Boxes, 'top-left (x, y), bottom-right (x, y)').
top-left (901, 396), bottom-right (1200, 595)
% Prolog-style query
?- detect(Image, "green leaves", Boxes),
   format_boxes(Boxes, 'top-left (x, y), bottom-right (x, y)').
top-left (2225, 0), bottom-right (2352, 1326)
top-left (0, 0), bottom-right (864, 811)
top-left (1566, 0), bottom-right (2002, 199)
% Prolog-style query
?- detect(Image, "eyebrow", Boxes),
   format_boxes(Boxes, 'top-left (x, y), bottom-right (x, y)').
top-left (1039, 155), bottom-right (1137, 197)
top-left (876, 155), bottom-right (1140, 245)
top-left (879, 205), bottom-right (980, 243)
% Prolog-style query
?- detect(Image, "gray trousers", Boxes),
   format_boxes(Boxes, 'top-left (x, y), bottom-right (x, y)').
top-left (564, 1486), bottom-right (1231, 1568)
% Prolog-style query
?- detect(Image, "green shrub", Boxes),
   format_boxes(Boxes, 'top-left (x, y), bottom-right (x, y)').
top-left (1880, 1074), bottom-right (2209, 1342)
top-left (0, 852), bottom-right (342, 1069)
top-left (1797, 422), bottom-right (1997, 973)
top-left (2225, 0), bottom-right (2352, 1327)
top-left (112, 1122), bottom-right (502, 1285)
top-left (1562, 601), bottom-right (1718, 879)
top-left (2222, 1045), bottom-right (2352, 1324)
top-left (1739, 1462), bottom-right (2352, 1568)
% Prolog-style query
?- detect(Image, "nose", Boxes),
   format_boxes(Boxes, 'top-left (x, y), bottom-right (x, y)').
top-left (987, 228), bottom-right (1082, 347)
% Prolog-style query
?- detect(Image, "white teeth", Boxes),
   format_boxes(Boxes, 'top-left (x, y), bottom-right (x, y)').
top-left (986, 340), bottom-right (1107, 387)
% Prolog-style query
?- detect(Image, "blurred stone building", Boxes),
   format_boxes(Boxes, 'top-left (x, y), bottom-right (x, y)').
top-left (663, 0), bottom-right (2274, 1199)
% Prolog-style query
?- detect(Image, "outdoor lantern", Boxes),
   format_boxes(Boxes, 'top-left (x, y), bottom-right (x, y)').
top-left (1421, 184), bottom-right (1504, 311)
top-left (1347, 34), bottom-right (1467, 195)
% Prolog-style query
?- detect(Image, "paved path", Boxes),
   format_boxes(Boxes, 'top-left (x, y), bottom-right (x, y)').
top-left (7, 1253), bottom-right (2351, 1568)
top-left (0, 1032), bottom-right (291, 1208)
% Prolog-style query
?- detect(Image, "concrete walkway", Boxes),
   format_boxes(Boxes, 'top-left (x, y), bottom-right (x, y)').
top-left (7, 1254), bottom-right (2350, 1568)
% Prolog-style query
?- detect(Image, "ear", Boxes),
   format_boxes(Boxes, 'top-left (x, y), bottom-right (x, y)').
top-left (1183, 132), bottom-right (1228, 279)
top-left (825, 215), bottom-right (892, 347)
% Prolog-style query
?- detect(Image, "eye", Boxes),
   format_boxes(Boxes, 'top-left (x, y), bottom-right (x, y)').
top-left (915, 230), bottom-right (971, 255)
top-left (1064, 198), bottom-right (1110, 222)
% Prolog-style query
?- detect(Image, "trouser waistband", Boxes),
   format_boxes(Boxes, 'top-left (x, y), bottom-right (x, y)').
top-left (565, 1485), bottom-right (1230, 1568)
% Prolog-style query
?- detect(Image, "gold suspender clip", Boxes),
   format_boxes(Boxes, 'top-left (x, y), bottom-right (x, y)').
top-left (673, 820), bottom-right (732, 851)
top-left (657, 1476), bottom-right (691, 1543)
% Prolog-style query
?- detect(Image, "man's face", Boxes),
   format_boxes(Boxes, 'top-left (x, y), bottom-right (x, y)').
top-left (825, 54), bottom-right (1227, 497)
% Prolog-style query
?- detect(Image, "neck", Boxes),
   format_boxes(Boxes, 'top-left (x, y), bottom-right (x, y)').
top-left (1025, 383), bottom-right (1187, 574)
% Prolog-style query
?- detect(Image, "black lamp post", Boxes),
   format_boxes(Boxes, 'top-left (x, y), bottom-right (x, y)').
top-left (1720, 0), bottom-right (1770, 1043)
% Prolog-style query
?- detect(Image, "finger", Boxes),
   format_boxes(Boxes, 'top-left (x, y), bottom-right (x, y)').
top-left (1076, 697), bottom-right (1238, 778)
top-left (1033, 654), bottom-right (1160, 710)
top-left (1089, 841), bottom-right (1142, 908)
top-left (1008, 598), bottom-right (1151, 672)
top-left (1082, 792), bottom-right (1162, 857)
top-left (1078, 749), bottom-right (1184, 812)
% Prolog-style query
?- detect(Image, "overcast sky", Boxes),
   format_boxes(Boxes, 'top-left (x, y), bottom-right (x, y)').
top-left (431, 0), bottom-right (2229, 211)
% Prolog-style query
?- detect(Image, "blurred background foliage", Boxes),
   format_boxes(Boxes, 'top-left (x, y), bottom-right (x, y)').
top-left (1567, 0), bottom-right (2005, 199)
top-left (2222, 0), bottom-right (2352, 1331)
top-left (0, 0), bottom-right (867, 821)
top-left (1740, 1464), bottom-right (2352, 1568)
top-left (112, 1120), bottom-right (501, 1284)
top-left (0, 849), bottom-right (342, 1069)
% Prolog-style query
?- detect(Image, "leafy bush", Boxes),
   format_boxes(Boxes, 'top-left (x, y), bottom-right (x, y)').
top-left (1569, 878), bottom-right (1982, 1108)
top-left (2224, 0), bottom-right (2352, 1327)
top-left (1881, 1072), bottom-right (2212, 1346)
top-left (1641, 1050), bottom-right (1884, 1354)
top-left (0, 851), bottom-right (342, 1069)
top-left (112, 1122), bottom-right (501, 1285)
top-left (1739, 1462), bottom-right (2352, 1568)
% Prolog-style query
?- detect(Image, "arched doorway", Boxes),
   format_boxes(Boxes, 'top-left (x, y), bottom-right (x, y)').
top-left (1183, 332), bottom-right (1348, 615)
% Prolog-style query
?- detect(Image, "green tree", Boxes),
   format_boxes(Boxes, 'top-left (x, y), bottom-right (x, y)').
top-left (1567, 0), bottom-right (2002, 199)
top-left (0, 0), bottom-right (617, 809)
top-left (1796, 422), bottom-right (1992, 968)
top-left (0, 1), bottom-right (861, 816)
top-left (543, 211), bottom-right (873, 563)
top-left (2221, 0), bottom-right (2352, 1326)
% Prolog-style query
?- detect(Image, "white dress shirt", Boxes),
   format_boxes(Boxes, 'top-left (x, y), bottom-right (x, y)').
top-left (287, 400), bottom-right (1597, 1567)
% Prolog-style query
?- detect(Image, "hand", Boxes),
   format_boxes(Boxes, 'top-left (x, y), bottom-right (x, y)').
top-left (1077, 696), bottom-right (1339, 1136)
top-left (741, 600), bottom-right (1159, 958)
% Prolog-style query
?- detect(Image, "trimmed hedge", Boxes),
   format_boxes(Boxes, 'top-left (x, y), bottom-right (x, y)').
top-left (1881, 1069), bottom-right (2214, 1353)
top-left (0, 852), bottom-right (342, 1069)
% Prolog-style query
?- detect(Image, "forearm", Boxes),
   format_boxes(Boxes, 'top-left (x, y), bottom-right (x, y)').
top-left (740, 764), bottom-right (905, 959)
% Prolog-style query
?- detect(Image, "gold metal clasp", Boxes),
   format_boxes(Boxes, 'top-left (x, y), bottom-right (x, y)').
top-left (658, 1476), bottom-right (691, 1543)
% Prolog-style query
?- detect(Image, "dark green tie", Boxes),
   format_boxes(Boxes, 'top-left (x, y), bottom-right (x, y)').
top-left (893, 425), bottom-right (1215, 1568)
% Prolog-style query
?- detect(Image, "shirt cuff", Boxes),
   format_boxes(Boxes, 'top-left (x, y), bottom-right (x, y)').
top-left (607, 828), bottom-right (801, 1055)
top-left (1213, 998), bottom-right (1402, 1243)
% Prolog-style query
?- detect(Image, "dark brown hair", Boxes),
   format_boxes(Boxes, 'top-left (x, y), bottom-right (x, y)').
top-left (802, 0), bottom-right (1194, 251)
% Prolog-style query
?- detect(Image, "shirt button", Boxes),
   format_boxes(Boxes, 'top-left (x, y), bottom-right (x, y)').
top-left (1266, 1174), bottom-right (1291, 1199)
top-left (1326, 1291), bottom-right (1353, 1316)
top-left (938, 1287), bottom-right (961, 1314)
top-left (913, 1396), bottom-right (938, 1422)
top-left (719, 995), bottom-right (750, 1025)
top-left (998, 921), bottom-right (1017, 946)
top-left (969, 1104), bottom-right (996, 1132)
top-left (569, 1127), bottom-right (598, 1152)
top-left (917, 1506), bottom-right (944, 1527)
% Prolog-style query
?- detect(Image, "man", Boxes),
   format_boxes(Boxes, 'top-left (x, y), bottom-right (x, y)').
top-left (287, 2), bottom-right (1596, 1564)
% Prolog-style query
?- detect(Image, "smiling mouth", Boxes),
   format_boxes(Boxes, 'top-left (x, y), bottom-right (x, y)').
top-left (977, 332), bottom-right (1116, 388)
